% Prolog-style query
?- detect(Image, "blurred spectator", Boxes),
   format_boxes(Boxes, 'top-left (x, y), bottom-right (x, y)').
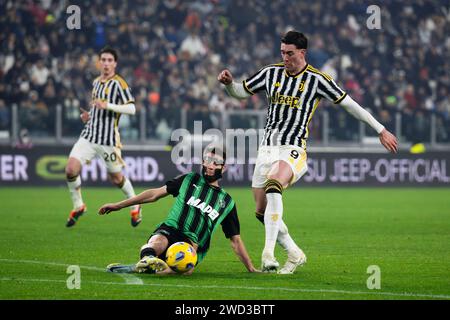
top-left (30, 60), bottom-right (49, 87)
top-left (179, 31), bottom-right (207, 60)
top-left (403, 85), bottom-right (418, 110)
top-left (411, 110), bottom-right (431, 143)
top-left (0, 99), bottom-right (10, 130)
top-left (19, 92), bottom-right (49, 136)
top-left (378, 109), bottom-right (395, 134)
top-left (62, 90), bottom-right (83, 136)
top-left (15, 128), bottom-right (33, 149)
top-left (0, 0), bottom-right (448, 145)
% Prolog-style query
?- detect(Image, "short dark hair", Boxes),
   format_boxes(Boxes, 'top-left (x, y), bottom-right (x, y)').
top-left (99, 46), bottom-right (118, 61)
top-left (204, 143), bottom-right (227, 164)
top-left (281, 31), bottom-right (308, 49)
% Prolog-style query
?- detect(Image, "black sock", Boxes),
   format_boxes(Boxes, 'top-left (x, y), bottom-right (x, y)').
top-left (255, 212), bottom-right (265, 224)
top-left (140, 247), bottom-right (157, 259)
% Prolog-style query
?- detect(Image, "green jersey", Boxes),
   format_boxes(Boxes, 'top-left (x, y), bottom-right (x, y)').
top-left (161, 172), bottom-right (240, 263)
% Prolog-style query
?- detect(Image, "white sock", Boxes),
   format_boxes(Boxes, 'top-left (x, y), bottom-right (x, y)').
top-left (263, 192), bottom-right (283, 258)
top-left (120, 177), bottom-right (138, 210)
top-left (277, 219), bottom-right (301, 255)
top-left (67, 176), bottom-right (84, 209)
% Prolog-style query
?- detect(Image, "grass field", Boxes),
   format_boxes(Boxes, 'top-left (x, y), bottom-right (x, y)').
top-left (0, 187), bottom-right (449, 300)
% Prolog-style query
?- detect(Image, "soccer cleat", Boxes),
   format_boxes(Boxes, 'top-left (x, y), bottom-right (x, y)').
top-left (135, 256), bottom-right (169, 274)
top-left (66, 204), bottom-right (87, 227)
top-left (261, 253), bottom-right (279, 273)
top-left (277, 249), bottom-right (307, 275)
top-left (130, 205), bottom-right (142, 227)
top-left (106, 263), bottom-right (137, 273)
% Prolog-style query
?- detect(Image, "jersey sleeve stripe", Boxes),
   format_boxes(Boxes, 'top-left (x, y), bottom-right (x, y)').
top-left (245, 70), bottom-right (267, 93)
top-left (116, 82), bottom-right (129, 104)
top-left (334, 92), bottom-right (347, 104)
top-left (124, 88), bottom-right (135, 103)
top-left (242, 80), bottom-right (255, 95)
top-left (317, 78), bottom-right (346, 102)
top-left (244, 65), bottom-right (277, 94)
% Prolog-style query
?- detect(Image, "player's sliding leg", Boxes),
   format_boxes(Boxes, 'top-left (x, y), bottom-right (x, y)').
top-left (107, 257), bottom-right (168, 274)
top-left (136, 235), bottom-right (170, 273)
top-left (135, 256), bottom-right (169, 274)
top-left (107, 253), bottom-right (168, 274)
top-left (109, 173), bottom-right (142, 227)
top-left (106, 263), bottom-right (136, 273)
top-left (107, 235), bottom-right (170, 274)
top-left (65, 157), bottom-right (87, 227)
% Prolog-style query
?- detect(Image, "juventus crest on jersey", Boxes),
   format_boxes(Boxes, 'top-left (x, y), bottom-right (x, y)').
top-left (80, 74), bottom-right (134, 147)
top-left (243, 63), bottom-right (347, 148)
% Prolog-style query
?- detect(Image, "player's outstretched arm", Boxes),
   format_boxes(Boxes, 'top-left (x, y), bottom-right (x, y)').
top-left (98, 186), bottom-right (169, 215)
top-left (218, 69), bottom-right (251, 100)
top-left (229, 235), bottom-right (260, 273)
top-left (339, 95), bottom-right (398, 153)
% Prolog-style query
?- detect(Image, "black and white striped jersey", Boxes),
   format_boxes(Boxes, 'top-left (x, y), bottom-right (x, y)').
top-left (80, 74), bottom-right (134, 147)
top-left (243, 63), bottom-right (347, 148)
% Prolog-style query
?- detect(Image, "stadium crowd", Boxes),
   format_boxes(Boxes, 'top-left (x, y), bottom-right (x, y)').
top-left (0, 0), bottom-right (449, 144)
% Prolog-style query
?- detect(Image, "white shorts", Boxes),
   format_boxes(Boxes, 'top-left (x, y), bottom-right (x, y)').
top-left (69, 138), bottom-right (125, 173)
top-left (251, 145), bottom-right (308, 188)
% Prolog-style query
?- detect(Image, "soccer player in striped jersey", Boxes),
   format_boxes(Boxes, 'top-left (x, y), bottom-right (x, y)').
top-left (218, 30), bottom-right (398, 274)
top-left (98, 145), bottom-right (259, 275)
top-left (65, 47), bottom-right (142, 228)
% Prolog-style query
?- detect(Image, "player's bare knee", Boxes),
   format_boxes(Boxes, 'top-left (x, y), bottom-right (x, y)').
top-left (109, 173), bottom-right (124, 186)
top-left (144, 234), bottom-right (168, 256)
top-left (268, 161), bottom-right (293, 188)
top-left (65, 158), bottom-right (81, 180)
top-left (65, 166), bottom-right (79, 181)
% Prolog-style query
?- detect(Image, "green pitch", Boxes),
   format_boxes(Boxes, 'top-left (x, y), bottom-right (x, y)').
top-left (0, 187), bottom-right (449, 300)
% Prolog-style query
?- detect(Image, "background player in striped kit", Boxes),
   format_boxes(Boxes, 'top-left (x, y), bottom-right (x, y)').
top-left (98, 145), bottom-right (259, 274)
top-left (65, 47), bottom-right (142, 228)
top-left (218, 30), bottom-right (398, 274)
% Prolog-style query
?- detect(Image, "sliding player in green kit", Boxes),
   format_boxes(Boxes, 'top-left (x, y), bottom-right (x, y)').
top-left (98, 145), bottom-right (259, 275)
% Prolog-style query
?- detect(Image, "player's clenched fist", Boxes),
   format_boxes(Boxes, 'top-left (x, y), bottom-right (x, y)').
top-left (79, 108), bottom-right (90, 123)
top-left (217, 69), bottom-right (233, 85)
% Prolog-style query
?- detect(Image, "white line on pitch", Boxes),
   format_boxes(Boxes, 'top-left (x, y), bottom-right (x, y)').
top-left (0, 258), bottom-right (143, 285)
top-left (1, 258), bottom-right (449, 299)
top-left (0, 277), bottom-right (449, 299)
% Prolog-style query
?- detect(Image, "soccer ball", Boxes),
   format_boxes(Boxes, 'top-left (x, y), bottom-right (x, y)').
top-left (165, 242), bottom-right (197, 273)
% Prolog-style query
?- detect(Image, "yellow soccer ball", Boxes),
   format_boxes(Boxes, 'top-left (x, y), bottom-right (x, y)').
top-left (165, 242), bottom-right (197, 273)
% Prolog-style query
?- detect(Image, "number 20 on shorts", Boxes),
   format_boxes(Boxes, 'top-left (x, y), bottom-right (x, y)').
top-left (103, 152), bottom-right (117, 162)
